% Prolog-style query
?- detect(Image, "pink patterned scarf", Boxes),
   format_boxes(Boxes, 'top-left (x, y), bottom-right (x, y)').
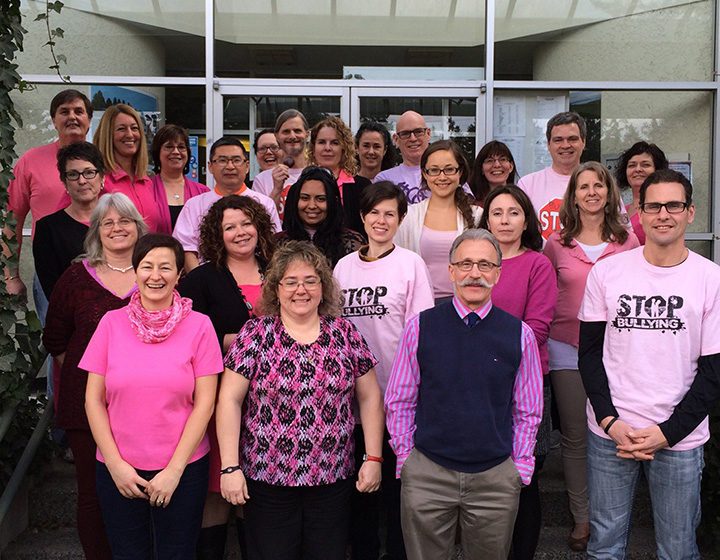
top-left (126, 289), bottom-right (192, 343)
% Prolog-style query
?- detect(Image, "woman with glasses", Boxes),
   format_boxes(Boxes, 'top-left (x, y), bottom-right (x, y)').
top-left (355, 122), bottom-right (398, 182)
top-left (543, 161), bottom-right (639, 551)
top-left (253, 129), bottom-right (283, 173)
top-left (614, 141), bottom-right (669, 245)
top-left (468, 140), bottom-right (519, 204)
top-left (150, 124), bottom-right (209, 234)
top-left (217, 240), bottom-right (384, 560)
top-left (91, 104), bottom-right (164, 233)
top-left (43, 193), bottom-right (148, 560)
top-left (33, 142), bottom-right (104, 300)
top-left (394, 140), bottom-right (482, 303)
top-left (478, 185), bottom-right (557, 560)
top-left (306, 116), bottom-right (371, 233)
top-left (278, 166), bottom-right (364, 267)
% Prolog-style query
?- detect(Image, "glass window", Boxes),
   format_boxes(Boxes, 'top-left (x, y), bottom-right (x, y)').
top-left (494, 0), bottom-right (713, 82)
top-left (18, 0), bottom-right (205, 77)
top-left (493, 89), bottom-right (712, 233)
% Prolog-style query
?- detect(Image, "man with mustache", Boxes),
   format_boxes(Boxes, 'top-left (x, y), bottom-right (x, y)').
top-left (518, 111), bottom-right (586, 240)
top-left (251, 109), bottom-right (310, 214)
top-left (385, 228), bottom-right (543, 559)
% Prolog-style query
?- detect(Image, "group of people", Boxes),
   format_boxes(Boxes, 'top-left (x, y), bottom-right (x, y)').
top-left (5, 88), bottom-right (720, 560)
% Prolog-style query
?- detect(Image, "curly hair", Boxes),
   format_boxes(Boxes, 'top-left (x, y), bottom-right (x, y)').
top-left (93, 104), bottom-right (148, 178)
top-left (198, 195), bottom-right (277, 269)
top-left (308, 116), bottom-right (358, 176)
top-left (468, 141), bottom-right (519, 203)
top-left (258, 240), bottom-right (342, 317)
top-left (615, 141), bottom-right (668, 188)
top-left (559, 161), bottom-right (629, 248)
top-left (282, 166), bottom-right (348, 267)
top-left (478, 184), bottom-right (543, 253)
top-left (420, 140), bottom-right (476, 228)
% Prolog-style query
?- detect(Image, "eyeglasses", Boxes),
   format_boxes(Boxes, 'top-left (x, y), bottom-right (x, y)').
top-left (278, 277), bottom-right (322, 290)
top-left (161, 144), bottom-right (187, 152)
top-left (100, 217), bottom-right (134, 230)
top-left (639, 201), bottom-right (689, 214)
top-left (451, 260), bottom-right (500, 273)
top-left (396, 128), bottom-right (428, 140)
top-left (483, 157), bottom-right (511, 166)
top-left (424, 166), bottom-right (460, 177)
top-left (64, 169), bottom-right (99, 181)
top-left (256, 145), bottom-right (281, 154)
top-left (212, 156), bottom-right (247, 166)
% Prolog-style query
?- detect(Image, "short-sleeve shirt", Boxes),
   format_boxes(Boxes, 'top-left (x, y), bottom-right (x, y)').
top-left (224, 315), bottom-right (376, 486)
top-left (578, 247), bottom-right (720, 450)
top-left (79, 308), bottom-right (223, 470)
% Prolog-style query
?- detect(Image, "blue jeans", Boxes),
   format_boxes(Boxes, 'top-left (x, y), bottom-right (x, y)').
top-left (33, 272), bottom-right (53, 398)
top-left (96, 455), bottom-right (209, 560)
top-left (587, 430), bottom-right (703, 560)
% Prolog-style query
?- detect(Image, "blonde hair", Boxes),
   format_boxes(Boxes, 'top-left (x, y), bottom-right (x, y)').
top-left (93, 104), bottom-right (149, 179)
top-left (308, 116), bottom-right (358, 176)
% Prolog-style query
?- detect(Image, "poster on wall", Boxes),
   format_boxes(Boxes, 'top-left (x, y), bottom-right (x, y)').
top-left (187, 136), bottom-right (199, 181)
top-left (89, 86), bottom-right (160, 167)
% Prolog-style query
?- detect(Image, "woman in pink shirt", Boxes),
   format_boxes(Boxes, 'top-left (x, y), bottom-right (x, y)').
top-left (543, 162), bottom-right (639, 551)
top-left (82, 234), bottom-right (223, 559)
top-left (93, 104), bottom-right (164, 233)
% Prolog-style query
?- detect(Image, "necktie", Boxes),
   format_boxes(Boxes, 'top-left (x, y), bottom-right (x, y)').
top-left (467, 312), bottom-right (479, 327)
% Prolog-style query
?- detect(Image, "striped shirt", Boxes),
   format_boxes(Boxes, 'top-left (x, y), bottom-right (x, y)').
top-left (384, 296), bottom-right (543, 484)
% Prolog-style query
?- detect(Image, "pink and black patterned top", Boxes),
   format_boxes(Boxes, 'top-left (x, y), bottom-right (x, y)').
top-left (224, 314), bottom-right (376, 486)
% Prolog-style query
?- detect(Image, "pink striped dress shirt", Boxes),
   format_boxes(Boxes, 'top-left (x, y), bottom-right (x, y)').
top-left (384, 296), bottom-right (543, 484)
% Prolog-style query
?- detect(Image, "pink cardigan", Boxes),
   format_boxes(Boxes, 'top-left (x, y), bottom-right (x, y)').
top-left (151, 174), bottom-right (209, 234)
top-left (543, 231), bottom-right (639, 347)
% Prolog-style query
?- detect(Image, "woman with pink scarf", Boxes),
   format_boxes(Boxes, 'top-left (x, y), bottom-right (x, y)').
top-left (82, 233), bottom-right (223, 559)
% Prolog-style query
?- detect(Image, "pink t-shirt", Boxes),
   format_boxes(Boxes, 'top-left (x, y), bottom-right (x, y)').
top-left (419, 226), bottom-right (457, 299)
top-left (173, 189), bottom-right (281, 253)
top-left (252, 167), bottom-right (303, 218)
top-left (491, 250), bottom-right (558, 374)
top-left (578, 247), bottom-right (720, 450)
top-left (629, 211), bottom-right (646, 245)
top-left (238, 283), bottom-right (262, 317)
top-left (543, 231), bottom-right (640, 347)
top-left (104, 169), bottom-right (163, 233)
top-left (518, 166), bottom-right (570, 241)
top-left (334, 246), bottom-right (434, 394)
top-left (8, 141), bottom-right (65, 237)
top-left (79, 308), bottom-right (223, 470)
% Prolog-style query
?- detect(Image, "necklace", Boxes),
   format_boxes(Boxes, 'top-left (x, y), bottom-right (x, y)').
top-left (172, 193), bottom-right (181, 200)
top-left (105, 262), bottom-right (133, 273)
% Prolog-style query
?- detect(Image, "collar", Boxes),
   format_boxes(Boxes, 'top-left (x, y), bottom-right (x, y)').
top-left (215, 183), bottom-right (247, 197)
top-left (451, 296), bottom-right (492, 321)
top-left (337, 169), bottom-right (355, 186)
top-left (358, 244), bottom-right (395, 262)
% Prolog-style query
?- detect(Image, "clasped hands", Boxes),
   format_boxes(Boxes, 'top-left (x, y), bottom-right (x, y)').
top-left (604, 418), bottom-right (668, 461)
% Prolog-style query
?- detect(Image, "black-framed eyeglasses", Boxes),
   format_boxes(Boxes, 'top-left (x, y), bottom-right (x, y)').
top-left (451, 260), bottom-right (500, 273)
top-left (639, 201), bottom-right (689, 214)
top-left (211, 156), bottom-right (247, 166)
top-left (424, 166), bottom-right (460, 177)
top-left (256, 145), bottom-right (281, 154)
top-left (64, 169), bottom-right (99, 181)
top-left (396, 127), bottom-right (428, 140)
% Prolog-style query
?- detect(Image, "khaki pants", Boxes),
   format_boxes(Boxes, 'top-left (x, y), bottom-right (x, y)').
top-left (400, 449), bottom-right (521, 560)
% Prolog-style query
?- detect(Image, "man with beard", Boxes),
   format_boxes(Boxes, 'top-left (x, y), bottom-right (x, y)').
top-left (385, 228), bottom-right (543, 559)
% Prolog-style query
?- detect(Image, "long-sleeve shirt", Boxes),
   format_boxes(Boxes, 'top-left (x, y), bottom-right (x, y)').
top-left (384, 296), bottom-right (543, 484)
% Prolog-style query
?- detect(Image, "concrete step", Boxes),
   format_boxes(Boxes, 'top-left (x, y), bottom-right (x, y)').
top-left (27, 458), bottom-right (76, 529)
top-left (1, 527), bottom-right (83, 560)
top-left (533, 526), bottom-right (658, 559)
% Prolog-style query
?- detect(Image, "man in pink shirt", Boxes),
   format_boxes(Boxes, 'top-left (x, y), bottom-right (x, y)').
top-left (5, 89), bottom-right (92, 297)
top-left (385, 228), bottom-right (542, 560)
top-left (518, 112), bottom-right (586, 241)
top-left (578, 169), bottom-right (720, 559)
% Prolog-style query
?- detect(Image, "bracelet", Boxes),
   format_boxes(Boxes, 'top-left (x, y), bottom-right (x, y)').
top-left (220, 465), bottom-right (242, 475)
top-left (603, 417), bottom-right (619, 435)
top-left (363, 454), bottom-right (383, 463)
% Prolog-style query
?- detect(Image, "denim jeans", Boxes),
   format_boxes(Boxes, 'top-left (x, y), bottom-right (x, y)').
top-left (33, 272), bottom-right (53, 397)
top-left (96, 455), bottom-right (208, 560)
top-left (586, 430), bottom-right (703, 560)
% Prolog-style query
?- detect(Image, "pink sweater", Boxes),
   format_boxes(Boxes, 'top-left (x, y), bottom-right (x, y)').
top-left (543, 231), bottom-right (639, 347)
top-left (491, 250), bottom-right (558, 374)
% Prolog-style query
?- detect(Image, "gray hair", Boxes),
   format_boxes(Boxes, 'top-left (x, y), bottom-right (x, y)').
top-left (449, 228), bottom-right (502, 265)
top-left (274, 109), bottom-right (309, 133)
top-left (545, 111), bottom-right (587, 142)
top-left (76, 192), bottom-right (148, 266)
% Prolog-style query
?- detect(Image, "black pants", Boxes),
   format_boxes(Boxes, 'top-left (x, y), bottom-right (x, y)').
top-left (351, 425), bottom-right (406, 560)
top-left (509, 455), bottom-right (546, 560)
top-left (244, 477), bottom-right (352, 560)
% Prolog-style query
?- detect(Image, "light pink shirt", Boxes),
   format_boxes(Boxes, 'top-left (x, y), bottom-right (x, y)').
top-left (79, 308), bottom-right (223, 470)
top-left (543, 231), bottom-right (639, 348)
top-left (419, 227), bottom-right (457, 299)
top-left (578, 247), bottom-right (720, 450)
top-left (518, 166), bottom-right (570, 241)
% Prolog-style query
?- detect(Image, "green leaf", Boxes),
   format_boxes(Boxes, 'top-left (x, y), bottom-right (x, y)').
top-left (34, 13), bottom-right (47, 21)
top-left (54, 27), bottom-right (64, 38)
top-left (56, 54), bottom-right (67, 64)
top-left (52, 1), bottom-right (65, 13)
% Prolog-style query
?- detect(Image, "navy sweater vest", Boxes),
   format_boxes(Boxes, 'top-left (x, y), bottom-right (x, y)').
top-left (415, 302), bottom-right (522, 473)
